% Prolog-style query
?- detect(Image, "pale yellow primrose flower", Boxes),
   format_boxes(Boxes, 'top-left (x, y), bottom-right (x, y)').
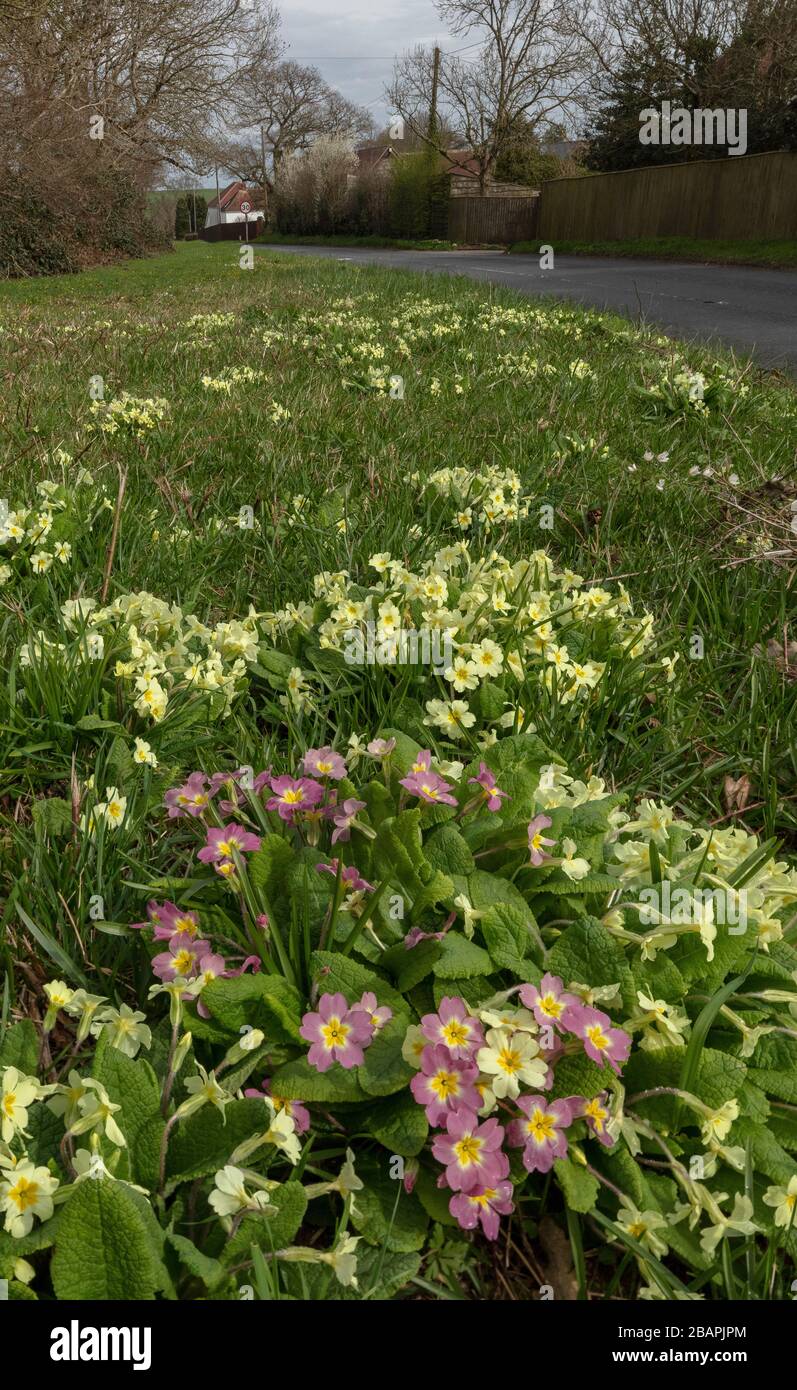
top-left (616, 1198), bottom-right (669, 1257)
top-left (133, 737), bottom-right (158, 767)
top-left (48, 1069), bottom-right (88, 1128)
top-left (231, 1101), bottom-right (301, 1167)
top-left (763, 1175), bottom-right (797, 1229)
top-left (401, 1024), bottom-right (426, 1069)
top-left (700, 1099), bottom-right (739, 1146)
top-left (64, 989), bottom-right (108, 1043)
top-left (559, 837), bottom-right (591, 881)
top-left (69, 1078), bottom-right (126, 1147)
top-left (98, 1004), bottom-right (152, 1059)
top-left (1, 1068), bottom-right (40, 1143)
top-left (175, 1065), bottom-right (231, 1120)
top-left (43, 979), bottom-right (74, 1030)
top-left (0, 1159), bottom-right (59, 1238)
top-left (476, 1027), bottom-right (547, 1100)
top-left (209, 1165), bottom-right (272, 1221)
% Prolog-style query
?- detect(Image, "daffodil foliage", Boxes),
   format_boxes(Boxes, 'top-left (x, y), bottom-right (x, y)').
top-left (4, 729), bottom-right (796, 1301)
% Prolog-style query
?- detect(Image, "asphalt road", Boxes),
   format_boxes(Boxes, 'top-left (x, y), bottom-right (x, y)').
top-left (257, 243), bottom-right (797, 373)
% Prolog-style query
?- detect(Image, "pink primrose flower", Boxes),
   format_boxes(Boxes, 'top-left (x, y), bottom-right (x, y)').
top-left (420, 997), bottom-right (484, 1060)
top-left (468, 762), bottom-right (510, 812)
top-left (300, 992), bottom-right (373, 1072)
top-left (507, 1095), bottom-right (574, 1173)
top-left (431, 1107), bottom-right (508, 1192)
top-left (449, 1180), bottom-right (514, 1240)
top-left (410, 1044), bottom-right (481, 1127)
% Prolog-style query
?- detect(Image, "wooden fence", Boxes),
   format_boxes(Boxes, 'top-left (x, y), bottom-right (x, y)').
top-left (199, 220), bottom-right (263, 243)
top-left (448, 195), bottom-right (539, 245)
top-left (537, 150), bottom-right (797, 242)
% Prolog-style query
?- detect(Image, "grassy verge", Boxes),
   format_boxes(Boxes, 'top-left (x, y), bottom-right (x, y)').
top-left (1, 239), bottom-right (795, 1302)
top-left (1, 240), bottom-right (794, 847)
top-left (509, 236), bottom-right (797, 268)
top-left (255, 231), bottom-right (457, 251)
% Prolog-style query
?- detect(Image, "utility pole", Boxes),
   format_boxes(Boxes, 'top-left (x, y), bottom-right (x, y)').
top-left (214, 165), bottom-right (221, 228)
top-left (428, 46), bottom-right (441, 144)
top-left (260, 125), bottom-right (269, 226)
top-left (191, 186), bottom-right (197, 235)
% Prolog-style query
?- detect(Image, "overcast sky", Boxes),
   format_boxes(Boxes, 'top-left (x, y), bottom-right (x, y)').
top-left (278, 0), bottom-right (463, 128)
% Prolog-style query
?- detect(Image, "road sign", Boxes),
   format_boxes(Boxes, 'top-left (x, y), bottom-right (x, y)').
top-left (240, 201), bottom-right (251, 213)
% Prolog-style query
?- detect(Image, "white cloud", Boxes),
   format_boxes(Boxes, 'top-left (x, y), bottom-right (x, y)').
top-left (279, 0), bottom-right (456, 126)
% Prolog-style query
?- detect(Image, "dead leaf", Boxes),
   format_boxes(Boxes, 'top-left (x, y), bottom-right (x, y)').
top-left (756, 637), bottom-right (797, 680)
top-left (538, 1215), bottom-right (578, 1301)
top-left (723, 774), bottom-right (751, 815)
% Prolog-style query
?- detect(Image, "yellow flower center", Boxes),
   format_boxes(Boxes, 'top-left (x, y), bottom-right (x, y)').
top-left (586, 1024), bottom-right (609, 1051)
top-left (539, 994), bottom-right (562, 1019)
top-left (469, 1188), bottom-right (496, 1208)
top-left (2, 1093), bottom-right (16, 1118)
top-left (8, 1176), bottom-right (40, 1212)
top-left (454, 1135), bottom-right (482, 1167)
top-left (496, 1047), bottom-right (521, 1075)
top-left (528, 1110), bottom-right (556, 1142)
top-left (585, 1101), bottom-right (607, 1132)
top-left (322, 1019), bottom-right (349, 1049)
top-left (441, 1020), bottom-right (469, 1048)
top-left (282, 789), bottom-right (304, 805)
top-left (430, 1071), bottom-right (459, 1100)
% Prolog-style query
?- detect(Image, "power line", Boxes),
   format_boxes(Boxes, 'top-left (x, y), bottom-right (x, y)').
top-left (286, 41), bottom-right (483, 61)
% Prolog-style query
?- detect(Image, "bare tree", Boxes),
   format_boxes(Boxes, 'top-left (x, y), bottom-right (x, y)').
top-left (226, 58), bottom-right (373, 188)
top-left (387, 0), bottom-right (589, 191)
top-left (563, 0), bottom-right (741, 103)
top-left (0, 0), bottom-right (281, 270)
top-left (1, 0), bottom-right (282, 175)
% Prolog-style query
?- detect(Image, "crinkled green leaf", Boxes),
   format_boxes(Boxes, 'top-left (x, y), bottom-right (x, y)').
top-left (547, 917), bottom-right (635, 1011)
top-left (349, 1156), bottom-right (428, 1252)
top-left (201, 972), bottom-right (303, 1044)
top-left (51, 1179), bottom-right (157, 1300)
top-left (0, 1019), bottom-right (39, 1074)
top-left (360, 1014), bottom-right (415, 1097)
top-left (433, 933), bottom-right (493, 980)
top-left (166, 1231), bottom-right (225, 1289)
top-left (554, 1156), bottom-right (599, 1213)
top-left (363, 1089), bottom-right (428, 1156)
top-left (167, 1098), bottom-right (269, 1185)
top-left (382, 938), bottom-right (443, 992)
top-left (270, 1055), bottom-right (367, 1102)
top-left (309, 949), bottom-right (405, 1015)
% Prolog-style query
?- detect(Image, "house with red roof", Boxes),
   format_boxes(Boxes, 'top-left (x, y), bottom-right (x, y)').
top-left (204, 181), bottom-right (264, 229)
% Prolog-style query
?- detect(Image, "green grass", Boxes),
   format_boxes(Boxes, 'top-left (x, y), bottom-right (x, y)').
top-left (509, 236), bottom-right (797, 268)
top-left (1, 237), bottom-right (795, 975)
top-left (1, 238), bottom-right (795, 1302)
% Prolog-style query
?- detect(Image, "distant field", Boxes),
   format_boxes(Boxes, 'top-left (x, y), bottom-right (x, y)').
top-left (148, 187), bottom-right (216, 204)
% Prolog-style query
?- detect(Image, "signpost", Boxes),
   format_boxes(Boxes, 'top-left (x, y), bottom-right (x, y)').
top-left (240, 200), bottom-right (251, 242)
